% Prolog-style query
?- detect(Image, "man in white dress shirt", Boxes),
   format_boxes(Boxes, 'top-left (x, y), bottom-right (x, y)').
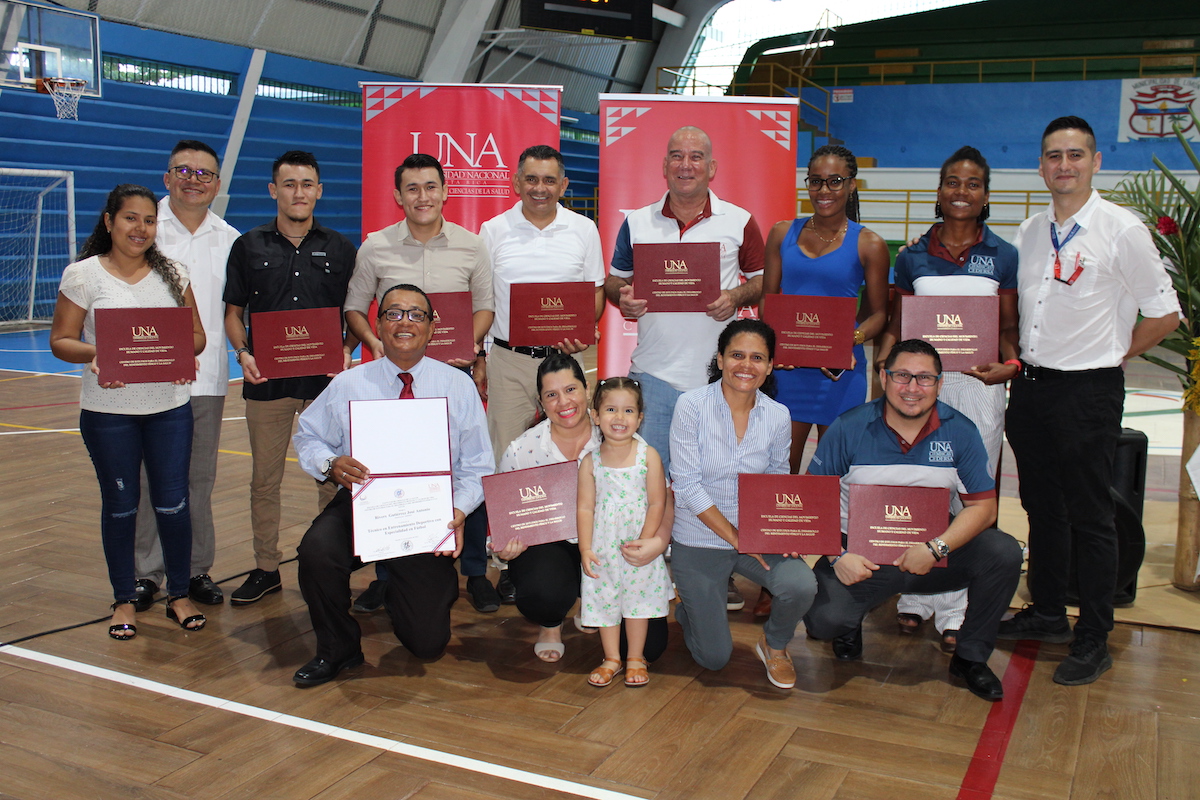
top-left (133, 140), bottom-right (239, 609)
top-left (998, 116), bottom-right (1179, 686)
top-left (478, 144), bottom-right (604, 464)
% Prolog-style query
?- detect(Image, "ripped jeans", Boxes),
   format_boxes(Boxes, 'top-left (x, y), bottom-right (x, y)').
top-left (80, 404), bottom-right (193, 602)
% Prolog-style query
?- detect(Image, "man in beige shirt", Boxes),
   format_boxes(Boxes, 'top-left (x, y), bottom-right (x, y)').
top-left (345, 153), bottom-right (492, 373)
top-left (343, 153), bottom-right (499, 613)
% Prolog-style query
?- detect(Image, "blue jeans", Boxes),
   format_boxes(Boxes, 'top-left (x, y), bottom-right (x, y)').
top-left (80, 404), bottom-right (194, 601)
top-left (629, 371), bottom-right (684, 477)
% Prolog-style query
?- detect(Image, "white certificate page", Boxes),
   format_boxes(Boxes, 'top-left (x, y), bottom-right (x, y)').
top-left (353, 474), bottom-right (456, 561)
top-left (349, 398), bottom-right (450, 475)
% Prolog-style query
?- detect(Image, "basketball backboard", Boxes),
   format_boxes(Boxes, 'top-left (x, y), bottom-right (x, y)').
top-left (1, 1), bottom-right (100, 97)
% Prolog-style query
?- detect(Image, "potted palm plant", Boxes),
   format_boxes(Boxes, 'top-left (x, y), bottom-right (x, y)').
top-left (1109, 108), bottom-right (1200, 590)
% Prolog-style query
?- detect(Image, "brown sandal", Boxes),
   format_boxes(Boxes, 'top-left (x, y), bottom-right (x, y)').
top-left (587, 659), bottom-right (623, 687)
top-left (624, 657), bottom-right (649, 687)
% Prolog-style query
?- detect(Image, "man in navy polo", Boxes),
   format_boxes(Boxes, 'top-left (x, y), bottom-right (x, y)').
top-left (804, 339), bottom-right (1022, 700)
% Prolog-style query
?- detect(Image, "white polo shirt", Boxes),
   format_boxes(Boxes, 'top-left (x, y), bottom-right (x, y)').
top-left (1014, 190), bottom-right (1178, 371)
top-left (155, 197), bottom-right (239, 396)
top-left (480, 202), bottom-right (604, 341)
top-left (610, 191), bottom-right (764, 392)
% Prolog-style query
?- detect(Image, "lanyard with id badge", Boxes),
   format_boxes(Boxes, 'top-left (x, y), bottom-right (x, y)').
top-left (1051, 222), bottom-right (1084, 285)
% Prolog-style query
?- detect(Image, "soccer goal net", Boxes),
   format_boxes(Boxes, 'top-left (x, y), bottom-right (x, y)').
top-left (0, 168), bottom-right (76, 323)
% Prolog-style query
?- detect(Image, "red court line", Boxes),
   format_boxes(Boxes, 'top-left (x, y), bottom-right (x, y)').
top-left (956, 640), bottom-right (1040, 800)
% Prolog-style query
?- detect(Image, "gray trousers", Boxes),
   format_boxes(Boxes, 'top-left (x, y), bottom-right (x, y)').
top-left (135, 394), bottom-right (223, 591)
top-left (671, 543), bottom-right (817, 671)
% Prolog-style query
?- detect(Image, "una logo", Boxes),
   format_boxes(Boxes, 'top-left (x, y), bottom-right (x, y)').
top-left (663, 259), bottom-right (689, 273)
top-left (408, 132), bottom-right (507, 168)
top-left (432, 310), bottom-right (441, 323)
top-left (284, 325), bottom-right (310, 340)
top-left (541, 297), bottom-right (564, 309)
top-left (796, 312), bottom-right (820, 327)
top-left (131, 325), bottom-right (158, 341)
top-left (936, 314), bottom-right (963, 329)
top-left (929, 441), bottom-right (955, 462)
top-left (884, 505), bottom-right (912, 522)
top-left (966, 255), bottom-right (995, 274)
top-left (775, 493), bottom-right (804, 509)
top-left (519, 485), bottom-right (547, 503)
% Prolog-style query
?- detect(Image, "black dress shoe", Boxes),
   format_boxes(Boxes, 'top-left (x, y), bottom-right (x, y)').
top-left (231, 568), bottom-right (281, 605)
top-left (466, 575), bottom-right (501, 612)
top-left (293, 653), bottom-right (365, 687)
top-left (832, 625), bottom-right (863, 661)
top-left (189, 574), bottom-right (224, 605)
top-left (497, 569), bottom-right (516, 605)
top-left (351, 579), bottom-right (387, 614)
top-left (949, 654), bottom-right (1004, 701)
top-left (132, 578), bottom-right (159, 612)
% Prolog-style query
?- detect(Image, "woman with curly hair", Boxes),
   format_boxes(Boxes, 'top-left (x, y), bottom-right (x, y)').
top-left (51, 184), bottom-right (208, 640)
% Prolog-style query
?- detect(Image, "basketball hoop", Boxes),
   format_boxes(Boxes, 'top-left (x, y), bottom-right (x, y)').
top-left (36, 77), bottom-right (87, 120)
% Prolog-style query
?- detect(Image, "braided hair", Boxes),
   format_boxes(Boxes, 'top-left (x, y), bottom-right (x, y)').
top-left (808, 144), bottom-right (860, 222)
top-left (78, 184), bottom-right (186, 307)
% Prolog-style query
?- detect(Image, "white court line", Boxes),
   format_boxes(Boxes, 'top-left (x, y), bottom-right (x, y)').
top-left (0, 427), bottom-right (81, 435)
top-left (0, 644), bottom-right (643, 800)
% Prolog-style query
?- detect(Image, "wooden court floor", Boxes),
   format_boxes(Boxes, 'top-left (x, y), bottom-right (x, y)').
top-left (3, 365), bottom-right (1200, 800)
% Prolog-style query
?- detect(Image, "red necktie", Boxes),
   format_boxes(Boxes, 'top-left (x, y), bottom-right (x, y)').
top-left (399, 372), bottom-right (414, 399)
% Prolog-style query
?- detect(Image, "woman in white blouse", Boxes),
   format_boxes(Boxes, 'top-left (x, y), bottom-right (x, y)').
top-left (496, 353), bottom-right (671, 662)
top-left (50, 184), bottom-right (208, 640)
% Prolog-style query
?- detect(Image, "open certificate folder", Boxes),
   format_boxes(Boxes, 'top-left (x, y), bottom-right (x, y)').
top-left (349, 398), bottom-right (456, 561)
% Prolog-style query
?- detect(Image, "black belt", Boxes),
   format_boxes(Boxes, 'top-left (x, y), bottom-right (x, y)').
top-left (1019, 361), bottom-right (1122, 381)
top-left (493, 338), bottom-right (556, 359)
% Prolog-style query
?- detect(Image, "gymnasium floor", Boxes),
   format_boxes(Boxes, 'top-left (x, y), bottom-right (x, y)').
top-left (2, 325), bottom-right (1199, 800)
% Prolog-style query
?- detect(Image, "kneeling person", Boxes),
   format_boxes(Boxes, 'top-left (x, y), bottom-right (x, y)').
top-left (291, 284), bottom-right (493, 686)
top-left (804, 339), bottom-right (1021, 700)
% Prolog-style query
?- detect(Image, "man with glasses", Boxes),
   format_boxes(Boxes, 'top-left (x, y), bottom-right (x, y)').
top-left (999, 116), bottom-right (1179, 686)
top-left (132, 140), bottom-right (240, 611)
top-left (290, 284), bottom-right (492, 686)
top-left (223, 151), bottom-right (359, 605)
top-left (804, 339), bottom-right (1022, 701)
top-left (345, 153), bottom-right (499, 613)
top-left (604, 126), bottom-right (765, 612)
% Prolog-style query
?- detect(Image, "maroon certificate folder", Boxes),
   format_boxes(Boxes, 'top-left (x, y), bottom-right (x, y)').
top-left (95, 306), bottom-right (194, 384)
top-left (900, 295), bottom-right (999, 371)
top-left (484, 461), bottom-right (579, 549)
top-left (761, 294), bottom-right (857, 369)
top-left (252, 307), bottom-right (343, 379)
top-left (509, 281), bottom-right (596, 346)
top-left (425, 291), bottom-right (475, 363)
top-left (634, 242), bottom-right (720, 313)
top-left (847, 484), bottom-right (951, 567)
top-left (737, 474), bottom-right (843, 555)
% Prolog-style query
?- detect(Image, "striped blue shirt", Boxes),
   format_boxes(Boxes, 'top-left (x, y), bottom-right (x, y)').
top-left (293, 355), bottom-right (493, 514)
top-left (669, 380), bottom-right (791, 549)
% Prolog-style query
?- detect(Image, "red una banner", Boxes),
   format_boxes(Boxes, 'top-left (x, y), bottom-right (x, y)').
top-left (596, 95), bottom-right (798, 380)
top-left (361, 83), bottom-right (563, 236)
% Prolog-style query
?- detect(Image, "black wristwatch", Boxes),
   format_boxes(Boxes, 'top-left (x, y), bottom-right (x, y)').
top-left (926, 538), bottom-right (950, 561)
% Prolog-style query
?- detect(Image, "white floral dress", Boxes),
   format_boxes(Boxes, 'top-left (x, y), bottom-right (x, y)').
top-left (580, 437), bottom-right (672, 627)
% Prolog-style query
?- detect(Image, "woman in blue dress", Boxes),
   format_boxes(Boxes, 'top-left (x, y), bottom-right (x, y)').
top-left (763, 145), bottom-right (890, 474)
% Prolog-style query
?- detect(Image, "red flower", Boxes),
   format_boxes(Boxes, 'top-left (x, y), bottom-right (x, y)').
top-left (1158, 216), bottom-right (1180, 236)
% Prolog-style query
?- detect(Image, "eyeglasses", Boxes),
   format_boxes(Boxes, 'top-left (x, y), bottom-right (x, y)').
top-left (885, 370), bottom-right (941, 386)
top-left (381, 308), bottom-right (430, 323)
top-left (803, 175), bottom-right (850, 191)
top-left (168, 165), bottom-right (219, 184)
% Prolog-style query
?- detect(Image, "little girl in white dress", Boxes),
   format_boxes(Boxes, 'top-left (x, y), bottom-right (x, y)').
top-left (577, 377), bottom-right (671, 688)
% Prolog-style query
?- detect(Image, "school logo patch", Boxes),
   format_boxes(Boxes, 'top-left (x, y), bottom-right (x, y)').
top-left (928, 441), bottom-right (955, 463)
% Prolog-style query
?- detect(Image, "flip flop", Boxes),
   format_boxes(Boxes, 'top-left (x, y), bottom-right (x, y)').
top-left (588, 659), bottom-right (623, 687)
top-left (534, 641), bottom-right (565, 662)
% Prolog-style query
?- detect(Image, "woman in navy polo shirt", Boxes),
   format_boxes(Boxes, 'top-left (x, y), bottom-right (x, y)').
top-left (877, 146), bottom-right (1021, 651)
